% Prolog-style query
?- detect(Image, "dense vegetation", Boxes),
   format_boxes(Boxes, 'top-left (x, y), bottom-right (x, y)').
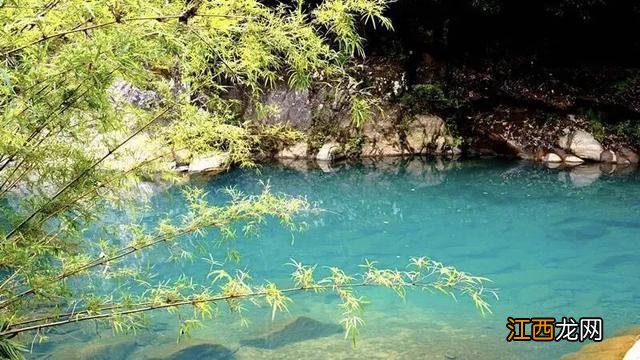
top-left (362, 0), bottom-right (640, 149)
top-left (0, 0), bottom-right (497, 358)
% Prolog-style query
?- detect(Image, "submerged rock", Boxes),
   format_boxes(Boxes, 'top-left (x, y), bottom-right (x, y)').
top-left (240, 316), bottom-right (342, 349)
top-left (165, 343), bottom-right (235, 360)
top-left (48, 337), bottom-right (140, 360)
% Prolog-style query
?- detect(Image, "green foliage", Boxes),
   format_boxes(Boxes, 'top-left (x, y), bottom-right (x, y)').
top-left (612, 74), bottom-right (640, 96)
top-left (0, 0), bottom-right (494, 356)
top-left (585, 109), bottom-right (606, 142)
top-left (414, 83), bottom-right (447, 102)
top-left (0, 335), bottom-right (26, 360)
top-left (399, 82), bottom-right (463, 113)
top-left (350, 95), bottom-right (376, 130)
top-left (251, 123), bottom-right (305, 156)
top-left (614, 119), bottom-right (640, 145)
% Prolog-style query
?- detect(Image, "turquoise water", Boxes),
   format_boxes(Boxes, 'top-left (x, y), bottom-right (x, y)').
top-left (39, 158), bottom-right (640, 359)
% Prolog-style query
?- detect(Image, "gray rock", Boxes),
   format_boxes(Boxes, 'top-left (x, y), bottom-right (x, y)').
top-left (277, 142), bottom-right (308, 159)
top-left (567, 130), bottom-right (603, 161)
top-left (544, 153), bottom-right (562, 162)
top-left (109, 80), bottom-right (160, 109)
top-left (188, 154), bottom-right (228, 173)
top-left (173, 149), bottom-right (192, 166)
top-left (564, 155), bottom-right (585, 164)
top-left (316, 142), bottom-right (343, 162)
top-left (361, 136), bottom-right (403, 157)
top-left (600, 150), bottom-right (617, 163)
top-left (617, 155), bottom-right (631, 166)
top-left (435, 136), bottom-right (446, 154)
top-left (405, 114), bottom-right (447, 154)
top-left (255, 86), bottom-right (312, 130)
top-left (620, 147), bottom-right (639, 164)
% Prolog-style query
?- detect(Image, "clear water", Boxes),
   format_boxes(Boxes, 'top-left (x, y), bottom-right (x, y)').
top-left (38, 158), bottom-right (640, 359)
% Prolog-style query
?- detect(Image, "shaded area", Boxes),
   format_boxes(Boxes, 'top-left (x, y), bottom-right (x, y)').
top-left (240, 316), bottom-right (342, 349)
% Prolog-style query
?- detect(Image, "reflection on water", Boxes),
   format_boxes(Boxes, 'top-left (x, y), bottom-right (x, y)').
top-left (34, 158), bottom-right (640, 359)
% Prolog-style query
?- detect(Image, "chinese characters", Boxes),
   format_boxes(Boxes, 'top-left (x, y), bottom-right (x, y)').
top-left (506, 317), bottom-right (603, 342)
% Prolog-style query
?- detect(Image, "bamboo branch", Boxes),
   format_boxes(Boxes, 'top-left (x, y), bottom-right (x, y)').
top-left (0, 191), bottom-right (286, 310)
top-left (0, 282), bottom-right (435, 337)
top-left (4, 107), bottom-right (171, 239)
top-left (0, 70), bottom-right (104, 178)
top-left (2, 13), bottom-right (252, 57)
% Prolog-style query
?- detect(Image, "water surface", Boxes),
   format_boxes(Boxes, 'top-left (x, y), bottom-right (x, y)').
top-left (40, 158), bottom-right (640, 359)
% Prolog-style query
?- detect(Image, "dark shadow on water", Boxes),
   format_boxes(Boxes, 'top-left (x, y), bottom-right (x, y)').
top-left (240, 316), bottom-right (342, 349)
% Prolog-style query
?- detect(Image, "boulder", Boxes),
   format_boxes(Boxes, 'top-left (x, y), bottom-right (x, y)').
top-left (277, 142), bottom-right (308, 159)
top-left (405, 114), bottom-right (447, 154)
top-left (99, 132), bottom-right (166, 171)
top-left (316, 142), bottom-right (343, 162)
top-left (434, 136), bottom-right (446, 154)
top-left (362, 118), bottom-right (404, 157)
top-left (617, 155), bottom-right (631, 166)
top-left (544, 153), bottom-right (562, 162)
top-left (600, 150), bottom-right (616, 163)
top-left (620, 147), bottom-right (639, 164)
top-left (558, 134), bottom-right (570, 150)
top-left (173, 149), bottom-right (192, 166)
top-left (449, 146), bottom-right (463, 156)
top-left (188, 154), bottom-right (229, 173)
top-left (566, 130), bottom-right (604, 161)
top-left (361, 139), bottom-right (404, 157)
top-left (564, 155), bottom-right (585, 164)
